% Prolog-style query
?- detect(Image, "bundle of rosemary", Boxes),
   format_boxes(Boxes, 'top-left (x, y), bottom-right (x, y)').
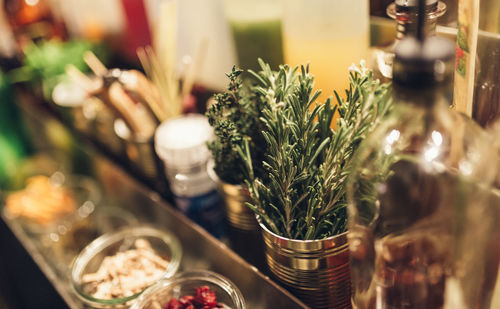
top-left (208, 59), bottom-right (392, 240)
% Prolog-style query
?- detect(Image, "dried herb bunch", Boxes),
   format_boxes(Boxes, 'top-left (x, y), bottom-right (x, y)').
top-left (237, 60), bottom-right (392, 240)
top-left (206, 66), bottom-right (267, 184)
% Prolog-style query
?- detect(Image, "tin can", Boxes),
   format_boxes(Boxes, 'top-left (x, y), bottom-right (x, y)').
top-left (214, 177), bottom-right (265, 269)
top-left (259, 218), bottom-right (351, 309)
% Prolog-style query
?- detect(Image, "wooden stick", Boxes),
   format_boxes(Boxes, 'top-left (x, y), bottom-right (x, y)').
top-left (65, 64), bottom-right (99, 92)
top-left (108, 82), bottom-right (144, 135)
top-left (120, 70), bottom-right (167, 122)
top-left (84, 51), bottom-right (107, 76)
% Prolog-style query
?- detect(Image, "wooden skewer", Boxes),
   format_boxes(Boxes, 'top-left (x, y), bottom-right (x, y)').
top-left (84, 51), bottom-right (107, 76)
top-left (119, 69), bottom-right (167, 122)
top-left (65, 64), bottom-right (100, 92)
top-left (108, 82), bottom-right (144, 136)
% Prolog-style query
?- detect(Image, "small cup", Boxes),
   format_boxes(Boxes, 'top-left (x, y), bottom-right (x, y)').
top-left (130, 270), bottom-right (246, 309)
top-left (71, 226), bottom-right (182, 308)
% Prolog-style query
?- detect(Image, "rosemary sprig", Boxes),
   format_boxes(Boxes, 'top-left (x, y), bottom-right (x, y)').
top-left (209, 60), bottom-right (392, 239)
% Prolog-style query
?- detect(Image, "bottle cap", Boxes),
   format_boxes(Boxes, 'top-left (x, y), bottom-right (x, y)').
top-left (155, 114), bottom-right (214, 171)
top-left (393, 36), bottom-right (455, 88)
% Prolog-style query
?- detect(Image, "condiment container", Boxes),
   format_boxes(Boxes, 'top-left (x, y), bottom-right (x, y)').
top-left (154, 114), bottom-right (225, 238)
top-left (130, 270), bottom-right (245, 309)
top-left (2, 172), bottom-right (101, 236)
top-left (71, 226), bottom-right (182, 308)
top-left (47, 206), bottom-right (139, 274)
top-left (114, 118), bottom-right (159, 180)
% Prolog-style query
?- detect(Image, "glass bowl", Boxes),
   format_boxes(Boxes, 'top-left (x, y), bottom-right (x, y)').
top-left (71, 226), bottom-right (182, 308)
top-left (48, 206), bottom-right (140, 273)
top-left (2, 172), bottom-right (101, 235)
top-left (130, 270), bottom-right (246, 309)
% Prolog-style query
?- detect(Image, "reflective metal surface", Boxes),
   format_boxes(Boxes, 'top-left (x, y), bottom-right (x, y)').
top-left (260, 219), bottom-right (351, 309)
top-left (219, 182), bottom-right (258, 232)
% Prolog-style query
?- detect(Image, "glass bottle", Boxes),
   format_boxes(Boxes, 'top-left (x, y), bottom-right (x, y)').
top-left (347, 36), bottom-right (495, 309)
top-left (372, 0), bottom-right (446, 80)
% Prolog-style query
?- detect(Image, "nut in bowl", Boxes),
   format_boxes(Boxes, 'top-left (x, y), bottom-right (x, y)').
top-left (2, 172), bottom-right (101, 235)
top-left (131, 271), bottom-right (246, 309)
top-left (71, 226), bottom-right (182, 308)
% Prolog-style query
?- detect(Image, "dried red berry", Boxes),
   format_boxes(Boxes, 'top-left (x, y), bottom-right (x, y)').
top-left (165, 298), bottom-right (182, 309)
top-left (179, 295), bottom-right (195, 305)
top-left (194, 286), bottom-right (217, 306)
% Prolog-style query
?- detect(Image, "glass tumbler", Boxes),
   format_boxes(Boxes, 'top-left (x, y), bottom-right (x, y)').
top-left (281, 0), bottom-right (369, 101)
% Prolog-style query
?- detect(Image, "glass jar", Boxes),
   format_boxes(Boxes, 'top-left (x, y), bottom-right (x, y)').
top-left (130, 270), bottom-right (245, 309)
top-left (71, 226), bottom-right (182, 308)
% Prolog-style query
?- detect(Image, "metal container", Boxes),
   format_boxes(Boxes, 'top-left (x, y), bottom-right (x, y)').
top-left (219, 182), bottom-right (258, 232)
top-left (215, 178), bottom-right (266, 269)
top-left (92, 102), bottom-right (124, 155)
top-left (206, 160), bottom-right (258, 232)
top-left (259, 218), bottom-right (351, 309)
top-left (114, 119), bottom-right (158, 180)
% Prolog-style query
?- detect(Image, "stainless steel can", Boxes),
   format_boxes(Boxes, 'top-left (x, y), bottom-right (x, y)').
top-left (259, 218), bottom-right (351, 309)
top-left (219, 182), bottom-right (259, 232)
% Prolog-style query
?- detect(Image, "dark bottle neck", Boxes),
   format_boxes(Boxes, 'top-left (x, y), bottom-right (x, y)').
top-left (387, 1), bottom-right (446, 41)
top-left (396, 18), bottom-right (438, 40)
top-left (394, 81), bottom-right (453, 109)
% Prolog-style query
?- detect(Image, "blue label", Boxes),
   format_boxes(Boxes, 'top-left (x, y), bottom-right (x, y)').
top-left (174, 190), bottom-right (226, 238)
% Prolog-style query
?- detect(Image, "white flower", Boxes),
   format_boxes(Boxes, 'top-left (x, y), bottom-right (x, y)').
top-left (348, 60), bottom-right (369, 77)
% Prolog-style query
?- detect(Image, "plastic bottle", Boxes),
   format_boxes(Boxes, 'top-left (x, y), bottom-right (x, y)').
top-left (155, 114), bottom-right (225, 238)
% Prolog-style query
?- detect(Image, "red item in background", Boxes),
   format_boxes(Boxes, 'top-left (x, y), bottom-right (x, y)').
top-left (120, 0), bottom-right (151, 60)
top-left (4, 0), bottom-right (66, 48)
top-left (164, 286), bottom-right (224, 309)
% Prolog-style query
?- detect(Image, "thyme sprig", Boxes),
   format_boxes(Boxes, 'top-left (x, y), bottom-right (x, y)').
top-left (206, 66), bottom-right (267, 184)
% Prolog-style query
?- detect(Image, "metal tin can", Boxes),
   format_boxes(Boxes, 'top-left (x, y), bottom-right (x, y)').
top-left (259, 218), bottom-right (351, 309)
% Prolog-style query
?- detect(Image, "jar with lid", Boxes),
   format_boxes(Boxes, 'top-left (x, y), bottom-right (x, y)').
top-left (155, 114), bottom-right (225, 238)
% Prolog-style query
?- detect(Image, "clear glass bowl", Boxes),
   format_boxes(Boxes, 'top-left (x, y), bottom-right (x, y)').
top-left (71, 226), bottom-right (182, 308)
top-left (2, 172), bottom-right (101, 235)
top-left (48, 206), bottom-right (140, 273)
top-left (130, 270), bottom-right (246, 309)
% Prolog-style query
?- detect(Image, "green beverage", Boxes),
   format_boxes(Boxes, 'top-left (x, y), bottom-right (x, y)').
top-left (224, 0), bottom-right (283, 72)
top-left (229, 18), bottom-right (284, 71)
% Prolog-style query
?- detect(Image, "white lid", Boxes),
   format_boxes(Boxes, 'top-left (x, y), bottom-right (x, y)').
top-left (154, 114), bottom-right (214, 170)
